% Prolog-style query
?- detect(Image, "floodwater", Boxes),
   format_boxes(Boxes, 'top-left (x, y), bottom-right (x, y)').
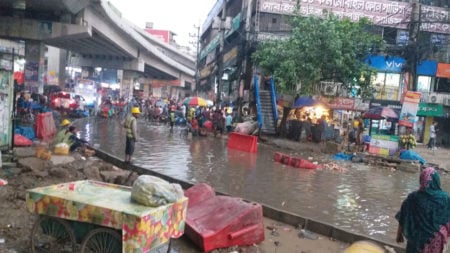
top-left (76, 117), bottom-right (450, 245)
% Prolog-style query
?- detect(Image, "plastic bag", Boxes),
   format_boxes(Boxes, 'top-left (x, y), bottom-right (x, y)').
top-left (14, 134), bottom-right (33, 147)
top-left (131, 175), bottom-right (184, 207)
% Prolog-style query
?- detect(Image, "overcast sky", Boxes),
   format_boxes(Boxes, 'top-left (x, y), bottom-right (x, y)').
top-left (108, 0), bottom-right (217, 48)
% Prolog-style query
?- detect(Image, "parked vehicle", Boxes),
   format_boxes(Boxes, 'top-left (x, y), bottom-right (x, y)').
top-left (49, 92), bottom-right (88, 115)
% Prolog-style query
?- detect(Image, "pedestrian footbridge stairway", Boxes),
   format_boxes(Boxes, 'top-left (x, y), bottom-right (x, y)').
top-left (259, 90), bottom-right (277, 134)
top-left (254, 76), bottom-right (278, 135)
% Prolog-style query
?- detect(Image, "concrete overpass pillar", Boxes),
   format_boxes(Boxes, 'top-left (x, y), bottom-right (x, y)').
top-left (143, 83), bottom-right (150, 98)
top-left (120, 70), bottom-right (134, 101)
top-left (46, 46), bottom-right (67, 86)
top-left (24, 41), bottom-right (46, 94)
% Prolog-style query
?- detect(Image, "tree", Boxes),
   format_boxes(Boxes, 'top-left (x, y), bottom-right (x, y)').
top-left (252, 13), bottom-right (384, 97)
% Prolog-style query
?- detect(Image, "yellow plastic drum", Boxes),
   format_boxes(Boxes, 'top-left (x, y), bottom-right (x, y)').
top-left (343, 241), bottom-right (385, 253)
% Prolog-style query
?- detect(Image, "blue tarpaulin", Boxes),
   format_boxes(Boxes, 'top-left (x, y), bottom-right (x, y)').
top-left (399, 150), bottom-right (426, 165)
top-left (332, 152), bottom-right (353, 161)
top-left (15, 126), bottom-right (35, 140)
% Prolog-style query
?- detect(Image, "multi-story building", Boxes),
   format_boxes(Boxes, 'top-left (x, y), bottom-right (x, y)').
top-left (198, 0), bottom-right (450, 144)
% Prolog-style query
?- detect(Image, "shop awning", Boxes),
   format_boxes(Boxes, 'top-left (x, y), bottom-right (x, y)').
top-left (436, 63), bottom-right (450, 78)
top-left (417, 60), bottom-right (437, 76)
top-left (417, 103), bottom-right (444, 117)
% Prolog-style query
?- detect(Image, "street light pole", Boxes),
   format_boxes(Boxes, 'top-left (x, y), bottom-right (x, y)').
top-left (216, 0), bottom-right (227, 107)
top-left (189, 24), bottom-right (201, 96)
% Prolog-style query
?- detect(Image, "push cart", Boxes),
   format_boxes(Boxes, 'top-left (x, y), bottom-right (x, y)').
top-left (26, 180), bottom-right (188, 253)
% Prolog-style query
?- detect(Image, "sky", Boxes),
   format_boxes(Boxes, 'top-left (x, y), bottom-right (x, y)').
top-left (108, 0), bottom-right (217, 48)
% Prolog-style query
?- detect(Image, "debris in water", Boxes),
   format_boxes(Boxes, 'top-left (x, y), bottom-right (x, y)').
top-left (298, 229), bottom-right (319, 240)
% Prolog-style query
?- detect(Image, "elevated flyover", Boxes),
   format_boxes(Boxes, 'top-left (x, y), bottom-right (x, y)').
top-left (0, 0), bottom-right (194, 84)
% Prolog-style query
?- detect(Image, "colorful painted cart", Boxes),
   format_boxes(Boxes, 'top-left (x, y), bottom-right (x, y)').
top-left (26, 180), bottom-right (188, 253)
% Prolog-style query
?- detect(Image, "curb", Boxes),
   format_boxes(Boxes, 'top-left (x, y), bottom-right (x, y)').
top-left (94, 148), bottom-right (405, 253)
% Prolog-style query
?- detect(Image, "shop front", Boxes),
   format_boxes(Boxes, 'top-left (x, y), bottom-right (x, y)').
top-left (367, 55), bottom-right (404, 101)
top-left (416, 103), bottom-right (444, 144)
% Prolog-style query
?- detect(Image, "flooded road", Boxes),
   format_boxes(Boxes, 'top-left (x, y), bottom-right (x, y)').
top-left (76, 117), bottom-right (450, 245)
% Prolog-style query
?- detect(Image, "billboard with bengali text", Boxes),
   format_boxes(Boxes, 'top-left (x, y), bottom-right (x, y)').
top-left (259, 0), bottom-right (450, 34)
top-left (399, 91), bottom-right (421, 128)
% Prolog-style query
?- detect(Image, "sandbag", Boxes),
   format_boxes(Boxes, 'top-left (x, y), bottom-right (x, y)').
top-left (131, 175), bottom-right (184, 207)
top-left (234, 121), bottom-right (258, 135)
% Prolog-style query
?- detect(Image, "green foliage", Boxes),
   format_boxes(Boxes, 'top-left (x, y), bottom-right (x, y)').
top-left (252, 13), bottom-right (384, 97)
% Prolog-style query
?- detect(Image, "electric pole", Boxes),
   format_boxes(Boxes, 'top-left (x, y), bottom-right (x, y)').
top-left (217, 0), bottom-right (228, 107)
top-left (189, 24), bottom-right (201, 95)
top-left (407, 0), bottom-right (421, 91)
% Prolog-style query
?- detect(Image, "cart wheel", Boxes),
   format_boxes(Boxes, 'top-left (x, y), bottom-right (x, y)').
top-left (80, 228), bottom-right (122, 253)
top-left (31, 216), bottom-right (77, 253)
top-left (151, 239), bottom-right (172, 253)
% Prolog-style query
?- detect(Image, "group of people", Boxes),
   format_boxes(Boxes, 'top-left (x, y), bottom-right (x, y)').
top-left (121, 104), bottom-right (236, 164)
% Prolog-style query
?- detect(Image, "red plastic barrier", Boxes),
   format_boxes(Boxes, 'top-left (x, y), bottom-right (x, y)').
top-left (273, 152), bottom-right (318, 170)
top-left (299, 159), bottom-right (317, 169)
top-left (185, 183), bottom-right (215, 208)
top-left (14, 134), bottom-right (32, 146)
top-left (184, 184), bottom-right (265, 252)
top-left (290, 157), bottom-right (303, 168)
top-left (274, 152), bottom-right (283, 162)
top-left (35, 112), bottom-right (56, 140)
top-left (227, 132), bottom-right (257, 153)
top-left (280, 154), bottom-right (291, 165)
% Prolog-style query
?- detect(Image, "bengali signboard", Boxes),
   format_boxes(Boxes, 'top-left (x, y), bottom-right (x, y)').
top-left (417, 103), bottom-right (444, 117)
top-left (399, 91), bottom-right (421, 128)
top-left (320, 97), bottom-right (355, 110)
top-left (259, 0), bottom-right (450, 34)
top-left (368, 134), bottom-right (399, 156)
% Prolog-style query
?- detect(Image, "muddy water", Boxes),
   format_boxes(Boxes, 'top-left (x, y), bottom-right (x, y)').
top-left (76, 117), bottom-right (450, 245)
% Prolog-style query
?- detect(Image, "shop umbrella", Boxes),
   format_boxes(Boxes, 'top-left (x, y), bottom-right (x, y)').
top-left (362, 106), bottom-right (398, 120)
top-left (183, 97), bottom-right (207, 107)
top-left (294, 96), bottom-right (317, 108)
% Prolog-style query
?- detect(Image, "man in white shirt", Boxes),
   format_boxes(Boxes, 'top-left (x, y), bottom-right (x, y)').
top-left (428, 121), bottom-right (438, 150)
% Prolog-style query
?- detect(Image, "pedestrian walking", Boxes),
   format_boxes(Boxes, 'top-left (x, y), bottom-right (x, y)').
top-left (395, 167), bottom-right (450, 253)
top-left (169, 106), bottom-right (176, 134)
top-left (123, 107), bottom-right (140, 163)
top-left (303, 116), bottom-right (312, 142)
top-left (225, 112), bottom-right (233, 133)
top-left (428, 121), bottom-right (438, 150)
top-left (318, 115), bottom-right (327, 146)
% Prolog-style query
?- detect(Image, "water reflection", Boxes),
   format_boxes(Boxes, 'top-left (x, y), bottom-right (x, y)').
top-left (76, 118), bottom-right (450, 245)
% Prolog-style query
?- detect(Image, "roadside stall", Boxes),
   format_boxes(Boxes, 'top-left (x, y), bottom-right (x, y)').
top-left (363, 106), bottom-right (399, 156)
top-left (287, 97), bottom-right (331, 142)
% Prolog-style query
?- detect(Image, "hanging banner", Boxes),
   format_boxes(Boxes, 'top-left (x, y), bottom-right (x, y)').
top-left (0, 69), bottom-right (13, 150)
top-left (398, 91), bottom-right (421, 128)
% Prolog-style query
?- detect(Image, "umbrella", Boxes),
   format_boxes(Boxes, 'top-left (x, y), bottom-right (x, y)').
top-left (362, 106), bottom-right (398, 120)
top-left (183, 97), bottom-right (207, 107)
top-left (294, 96), bottom-right (317, 108)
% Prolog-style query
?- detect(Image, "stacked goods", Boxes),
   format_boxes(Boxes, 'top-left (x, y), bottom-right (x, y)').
top-left (54, 143), bottom-right (69, 155)
top-left (35, 145), bottom-right (51, 160)
top-left (399, 134), bottom-right (417, 149)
